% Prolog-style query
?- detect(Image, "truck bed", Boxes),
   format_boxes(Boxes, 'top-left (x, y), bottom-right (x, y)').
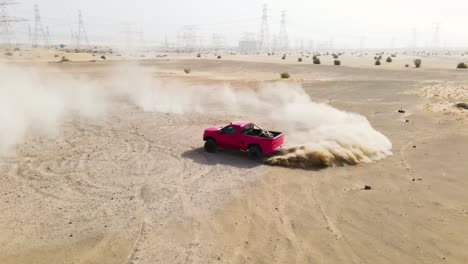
top-left (242, 129), bottom-right (282, 139)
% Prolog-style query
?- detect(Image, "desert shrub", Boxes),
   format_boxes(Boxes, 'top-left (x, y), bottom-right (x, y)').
top-left (59, 56), bottom-right (69, 62)
top-left (391, 54), bottom-right (396, 57)
top-left (332, 54), bottom-right (339, 59)
top-left (405, 64), bottom-right (409, 67)
top-left (101, 55), bottom-right (106, 60)
top-left (413, 59), bottom-right (422, 68)
top-left (298, 57), bottom-right (302, 62)
top-left (282, 54), bottom-right (286, 60)
top-left (4, 52), bottom-right (13, 56)
top-left (375, 60), bottom-right (381, 66)
top-left (386, 57), bottom-right (392, 63)
top-left (455, 102), bottom-right (468, 109)
top-left (280, 72), bottom-right (290, 79)
top-left (334, 60), bottom-right (341, 66)
top-left (457, 62), bottom-right (467, 69)
top-left (374, 56), bottom-right (378, 60)
top-left (217, 55), bottom-right (221, 59)
top-left (54, 54), bottom-right (59, 57)
top-left (14, 47), bottom-right (20, 51)
top-left (184, 68), bottom-right (191, 74)
top-left (313, 57), bottom-right (321, 64)
top-left (196, 53), bottom-right (201, 58)
top-left (267, 53), bottom-right (271, 56)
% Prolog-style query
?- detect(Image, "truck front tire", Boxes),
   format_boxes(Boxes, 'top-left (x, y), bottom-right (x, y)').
top-left (204, 139), bottom-right (217, 153)
top-left (248, 145), bottom-right (264, 161)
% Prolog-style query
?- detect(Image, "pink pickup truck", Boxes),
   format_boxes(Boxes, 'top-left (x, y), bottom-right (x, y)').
top-left (202, 121), bottom-right (284, 160)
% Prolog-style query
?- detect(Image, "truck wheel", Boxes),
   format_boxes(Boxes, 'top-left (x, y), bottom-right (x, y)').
top-left (204, 139), bottom-right (217, 153)
top-left (248, 145), bottom-right (264, 161)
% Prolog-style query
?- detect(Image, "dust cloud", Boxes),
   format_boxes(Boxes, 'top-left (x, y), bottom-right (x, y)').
top-left (0, 63), bottom-right (107, 157)
top-left (0, 63), bottom-right (392, 168)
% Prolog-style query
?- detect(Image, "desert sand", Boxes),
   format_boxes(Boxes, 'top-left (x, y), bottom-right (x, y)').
top-left (0, 48), bottom-right (467, 264)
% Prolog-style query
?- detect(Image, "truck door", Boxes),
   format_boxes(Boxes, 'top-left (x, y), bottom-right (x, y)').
top-left (217, 125), bottom-right (238, 148)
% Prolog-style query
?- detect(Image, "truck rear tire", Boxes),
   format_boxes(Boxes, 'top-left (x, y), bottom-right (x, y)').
top-left (204, 139), bottom-right (217, 153)
top-left (248, 145), bottom-right (264, 161)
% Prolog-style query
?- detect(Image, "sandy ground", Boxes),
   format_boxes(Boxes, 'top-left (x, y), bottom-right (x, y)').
top-left (0, 51), bottom-right (467, 264)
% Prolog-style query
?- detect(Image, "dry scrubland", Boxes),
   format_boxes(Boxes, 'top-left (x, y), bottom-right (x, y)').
top-left (0, 47), bottom-right (467, 264)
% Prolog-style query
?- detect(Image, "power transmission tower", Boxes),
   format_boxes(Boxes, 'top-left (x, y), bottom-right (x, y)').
top-left (257, 4), bottom-right (269, 52)
top-left (410, 27), bottom-right (417, 50)
top-left (432, 23), bottom-right (440, 50)
top-left (329, 36), bottom-right (334, 50)
top-left (390, 36), bottom-right (395, 50)
top-left (76, 10), bottom-right (89, 48)
top-left (69, 28), bottom-right (75, 45)
top-left (33, 4), bottom-right (47, 47)
top-left (359, 36), bottom-right (366, 52)
top-left (27, 23), bottom-right (31, 43)
top-left (179, 25), bottom-right (197, 51)
top-left (45, 25), bottom-right (49, 45)
top-left (278, 10), bottom-right (288, 51)
top-left (0, 1), bottom-right (26, 45)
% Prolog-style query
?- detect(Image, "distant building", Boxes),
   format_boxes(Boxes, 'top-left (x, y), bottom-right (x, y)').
top-left (238, 40), bottom-right (258, 53)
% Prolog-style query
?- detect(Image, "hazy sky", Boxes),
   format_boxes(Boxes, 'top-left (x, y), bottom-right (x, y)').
top-left (8, 0), bottom-right (468, 48)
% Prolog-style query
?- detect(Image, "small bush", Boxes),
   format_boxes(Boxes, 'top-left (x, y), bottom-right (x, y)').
top-left (391, 53), bottom-right (397, 58)
top-left (217, 55), bottom-right (221, 59)
top-left (332, 54), bottom-right (339, 59)
top-left (313, 58), bottom-right (321, 64)
top-left (59, 56), bottom-right (69, 62)
top-left (54, 54), bottom-right (59, 57)
top-left (386, 57), bottom-right (392, 63)
top-left (196, 53), bottom-right (201, 58)
top-left (4, 52), bottom-right (13, 56)
top-left (14, 47), bottom-right (20, 51)
top-left (184, 68), bottom-right (191, 74)
top-left (298, 57), bottom-right (302, 62)
top-left (334, 60), bottom-right (341, 66)
top-left (280, 72), bottom-right (290, 79)
top-left (457, 62), bottom-right (467, 69)
top-left (405, 64), bottom-right (409, 67)
top-left (101, 55), bottom-right (106, 60)
top-left (413, 59), bottom-right (422, 68)
top-left (282, 54), bottom-right (286, 60)
top-left (375, 60), bottom-right (381, 66)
